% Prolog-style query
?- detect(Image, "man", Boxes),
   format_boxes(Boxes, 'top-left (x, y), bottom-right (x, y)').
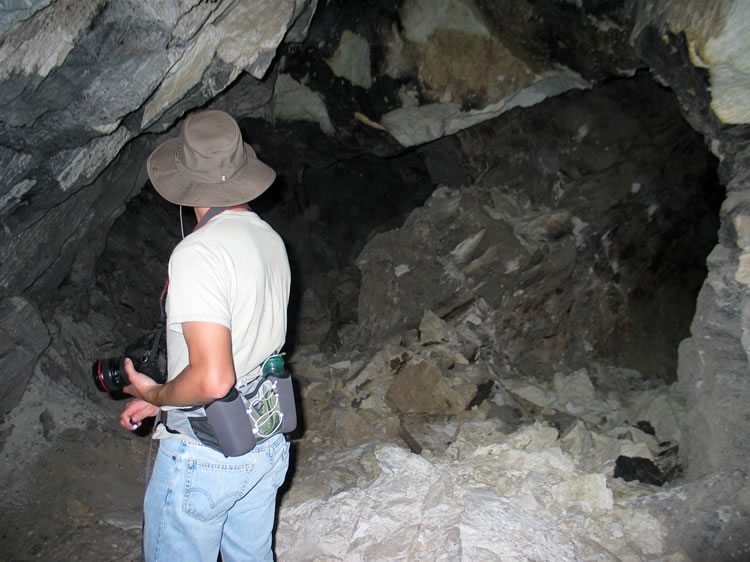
top-left (118, 110), bottom-right (291, 561)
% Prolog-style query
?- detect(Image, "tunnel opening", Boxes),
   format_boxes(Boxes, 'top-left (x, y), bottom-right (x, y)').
top-left (451, 70), bottom-right (724, 382)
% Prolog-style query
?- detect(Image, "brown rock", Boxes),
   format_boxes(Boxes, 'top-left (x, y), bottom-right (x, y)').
top-left (385, 360), bottom-right (476, 415)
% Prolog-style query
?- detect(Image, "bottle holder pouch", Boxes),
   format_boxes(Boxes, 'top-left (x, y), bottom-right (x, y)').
top-left (241, 376), bottom-right (286, 438)
top-left (251, 367), bottom-right (297, 434)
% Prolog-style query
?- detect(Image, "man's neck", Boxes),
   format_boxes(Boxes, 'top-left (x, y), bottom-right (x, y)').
top-left (194, 207), bottom-right (210, 222)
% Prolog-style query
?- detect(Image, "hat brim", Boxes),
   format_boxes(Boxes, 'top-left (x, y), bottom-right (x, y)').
top-left (147, 137), bottom-right (276, 207)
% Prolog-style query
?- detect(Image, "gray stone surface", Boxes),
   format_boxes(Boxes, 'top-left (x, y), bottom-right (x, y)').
top-left (0, 0), bottom-right (310, 302)
top-left (326, 30), bottom-right (371, 89)
top-left (631, 4), bottom-right (750, 557)
top-left (380, 70), bottom-right (591, 147)
top-left (0, 0), bottom-right (53, 37)
top-left (636, 0), bottom-right (750, 124)
top-left (0, 297), bottom-right (50, 413)
top-left (0, 0), bottom-right (749, 559)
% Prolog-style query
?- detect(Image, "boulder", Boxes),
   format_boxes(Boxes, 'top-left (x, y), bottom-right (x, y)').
top-left (385, 360), bottom-right (477, 415)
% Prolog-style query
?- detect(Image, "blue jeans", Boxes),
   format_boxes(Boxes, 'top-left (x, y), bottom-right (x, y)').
top-left (143, 434), bottom-right (290, 562)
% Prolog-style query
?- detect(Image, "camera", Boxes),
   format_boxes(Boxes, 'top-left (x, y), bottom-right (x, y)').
top-left (92, 333), bottom-right (166, 393)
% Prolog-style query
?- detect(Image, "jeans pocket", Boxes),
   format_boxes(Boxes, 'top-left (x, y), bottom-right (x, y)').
top-left (182, 460), bottom-right (256, 522)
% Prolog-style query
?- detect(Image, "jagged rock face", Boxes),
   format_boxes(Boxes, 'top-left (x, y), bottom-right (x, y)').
top-left (0, 0), bottom-right (313, 298)
top-left (0, 1), bottom-right (750, 557)
top-left (636, 0), bottom-right (750, 124)
top-left (473, 0), bottom-right (643, 81)
top-left (632, 6), bottom-right (750, 484)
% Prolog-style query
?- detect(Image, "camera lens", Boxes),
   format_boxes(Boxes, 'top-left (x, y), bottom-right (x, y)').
top-left (91, 357), bottom-right (128, 392)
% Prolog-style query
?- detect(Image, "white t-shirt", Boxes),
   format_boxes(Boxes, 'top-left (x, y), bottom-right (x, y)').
top-left (164, 209), bottom-right (291, 390)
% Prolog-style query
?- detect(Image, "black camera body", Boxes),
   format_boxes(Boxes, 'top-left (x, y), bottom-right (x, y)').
top-left (92, 335), bottom-right (166, 393)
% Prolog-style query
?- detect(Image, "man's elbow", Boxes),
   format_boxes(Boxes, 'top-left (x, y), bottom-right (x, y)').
top-left (201, 370), bottom-right (236, 401)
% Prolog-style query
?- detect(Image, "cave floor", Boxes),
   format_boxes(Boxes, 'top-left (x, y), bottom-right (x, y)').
top-left (0, 372), bottom-right (147, 562)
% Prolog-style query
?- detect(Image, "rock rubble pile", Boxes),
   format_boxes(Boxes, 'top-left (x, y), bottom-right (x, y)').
top-left (276, 307), bottom-right (687, 560)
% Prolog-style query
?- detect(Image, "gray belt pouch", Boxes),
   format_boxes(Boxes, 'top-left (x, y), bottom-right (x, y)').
top-left (169, 359), bottom-right (297, 457)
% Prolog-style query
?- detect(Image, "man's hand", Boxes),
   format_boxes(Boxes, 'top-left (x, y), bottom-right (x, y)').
top-left (122, 358), bottom-right (162, 404)
top-left (120, 398), bottom-right (160, 431)
top-left (120, 358), bottom-right (161, 431)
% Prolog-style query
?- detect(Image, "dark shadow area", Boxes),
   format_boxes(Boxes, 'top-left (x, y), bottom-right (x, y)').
top-left (455, 70), bottom-right (723, 381)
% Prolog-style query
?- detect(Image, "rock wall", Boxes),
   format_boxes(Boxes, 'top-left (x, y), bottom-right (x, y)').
top-left (631, 2), bottom-right (750, 492)
top-left (0, 0), bottom-right (312, 300)
top-left (0, 0), bottom-right (748, 539)
top-left (627, 2), bottom-right (750, 555)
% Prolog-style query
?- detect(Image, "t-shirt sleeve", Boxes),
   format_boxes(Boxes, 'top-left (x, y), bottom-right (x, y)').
top-left (166, 242), bottom-right (231, 331)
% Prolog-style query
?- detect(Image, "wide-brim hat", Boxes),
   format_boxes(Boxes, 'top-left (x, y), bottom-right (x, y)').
top-left (147, 110), bottom-right (275, 207)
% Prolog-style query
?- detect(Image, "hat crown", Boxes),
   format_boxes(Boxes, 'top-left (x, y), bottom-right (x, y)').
top-left (147, 109), bottom-right (276, 207)
top-left (175, 110), bottom-right (247, 184)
